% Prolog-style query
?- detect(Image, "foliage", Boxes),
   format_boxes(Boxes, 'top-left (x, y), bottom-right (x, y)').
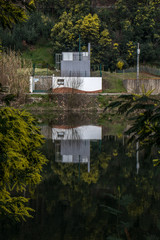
top-left (114, 0), bottom-right (160, 64)
top-left (9, 129), bottom-right (160, 240)
top-left (0, 12), bottom-right (53, 51)
top-left (50, 0), bottom-right (160, 68)
top-left (51, 12), bottom-right (102, 55)
top-left (36, 0), bottom-right (90, 19)
top-left (22, 40), bottom-right (54, 66)
top-left (76, 13), bottom-right (100, 45)
top-left (51, 11), bottom-right (77, 54)
top-left (104, 91), bottom-right (160, 164)
top-left (51, 12), bottom-right (119, 66)
top-left (0, 107), bottom-right (47, 221)
top-left (1, 0), bottom-right (160, 69)
top-left (117, 60), bottom-right (124, 70)
top-left (1, 94), bottom-right (16, 106)
top-left (0, 0), bottom-right (35, 29)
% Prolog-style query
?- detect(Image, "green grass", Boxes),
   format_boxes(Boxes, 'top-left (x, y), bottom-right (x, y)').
top-left (24, 101), bottom-right (57, 109)
top-left (22, 39), bottom-right (54, 68)
top-left (29, 94), bottom-right (49, 98)
top-left (102, 71), bottom-right (160, 93)
top-left (102, 72), bottom-right (126, 93)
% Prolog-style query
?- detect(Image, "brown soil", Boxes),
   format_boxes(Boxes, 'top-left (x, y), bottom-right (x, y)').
top-left (53, 87), bottom-right (102, 94)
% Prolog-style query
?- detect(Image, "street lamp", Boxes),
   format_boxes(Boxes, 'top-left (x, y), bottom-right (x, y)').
top-left (137, 43), bottom-right (140, 93)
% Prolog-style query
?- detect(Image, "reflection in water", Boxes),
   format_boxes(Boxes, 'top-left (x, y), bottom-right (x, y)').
top-left (136, 141), bottom-right (140, 174)
top-left (1, 117), bottom-right (160, 240)
top-left (42, 125), bottom-right (102, 173)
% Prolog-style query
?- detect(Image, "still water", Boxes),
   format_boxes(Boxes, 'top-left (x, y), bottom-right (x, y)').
top-left (2, 113), bottom-right (160, 240)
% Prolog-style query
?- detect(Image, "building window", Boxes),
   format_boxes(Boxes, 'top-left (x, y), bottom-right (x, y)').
top-left (57, 79), bottom-right (64, 85)
top-left (57, 132), bottom-right (65, 138)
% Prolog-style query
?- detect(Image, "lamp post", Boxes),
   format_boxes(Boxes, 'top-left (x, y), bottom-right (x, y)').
top-left (137, 43), bottom-right (140, 93)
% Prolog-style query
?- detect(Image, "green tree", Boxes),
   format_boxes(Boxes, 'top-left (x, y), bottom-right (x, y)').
top-left (114, 0), bottom-right (160, 64)
top-left (0, 11), bottom-right (53, 51)
top-left (76, 13), bottom-right (100, 45)
top-left (104, 92), bottom-right (160, 163)
top-left (51, 11), bottom-right (77, 53)
top-left (36, 0), bottom-right (90, 19)
top-left (0, 0), bottom-right (35, 28)
top-left (0, 107), bottom-right (47, 221)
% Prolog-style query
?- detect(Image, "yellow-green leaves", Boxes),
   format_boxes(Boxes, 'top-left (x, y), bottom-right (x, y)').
top-left (117, 60), bottom-right (124, 70)
top-left (77, 14), bottom-right (100, 43)
top-left (0, 0), bottom-right (35, 29)
top-left (0, 107), bottom-right (47, 221)
top-left (126, 41), bottom-right (136, 61)
top-left (99, 29), bottom-right (112, 47)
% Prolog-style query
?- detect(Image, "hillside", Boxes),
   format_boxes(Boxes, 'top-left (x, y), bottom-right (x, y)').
top-left (0, 0), bottom-right (160, 71)
top-left (91, 0), bottom-right (117, 8)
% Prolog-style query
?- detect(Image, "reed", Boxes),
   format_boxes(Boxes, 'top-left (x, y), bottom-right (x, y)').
top-left (0, 50), bottom-right (32, 97)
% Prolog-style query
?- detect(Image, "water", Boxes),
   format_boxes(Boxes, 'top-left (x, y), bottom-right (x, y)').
top-left (1, 113), bottom-right (160, 240)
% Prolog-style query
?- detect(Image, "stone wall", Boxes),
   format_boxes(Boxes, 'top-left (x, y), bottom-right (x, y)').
top-left (123, 79), bottom-right (160, 94)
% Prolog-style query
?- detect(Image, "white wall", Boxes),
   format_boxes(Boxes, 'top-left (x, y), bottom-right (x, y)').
top-left (52, 76), bottom-right (102, 92)
top-left (52, 125), bottom-right (102, 140)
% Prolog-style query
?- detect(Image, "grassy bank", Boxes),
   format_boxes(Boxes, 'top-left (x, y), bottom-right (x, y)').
top-left (22, 40), bottom-right (54, 68)
top-left (23, 93), bottom-right (103, 112)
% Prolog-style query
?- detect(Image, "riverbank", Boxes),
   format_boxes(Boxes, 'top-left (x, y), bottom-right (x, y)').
top-left (22, 93), bottom-right (124, 113)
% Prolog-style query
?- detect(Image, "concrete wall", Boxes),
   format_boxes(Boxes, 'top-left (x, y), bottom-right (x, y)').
top-left (123, 79), bottom-right (160, 94)
top-left (52, 76), bottom-right (102, 93)
top-left (61, 60), bottom-right (90, 77)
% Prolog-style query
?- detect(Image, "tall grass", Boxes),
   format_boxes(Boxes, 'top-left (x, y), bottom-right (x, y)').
top-left (0, 50), bottom-right (32, 96)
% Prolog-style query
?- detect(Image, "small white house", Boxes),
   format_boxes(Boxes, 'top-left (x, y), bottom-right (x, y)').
top-left (53, 43), bottom-right (102, 93)
top-left (30, 44), bottom-right (102, 93)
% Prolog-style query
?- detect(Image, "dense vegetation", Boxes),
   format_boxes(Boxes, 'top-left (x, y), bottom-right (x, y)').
top-left (0, 1), bottom-right (47, 222)
top-left (104, 91), bottom-right (160, 166)
top-left (0, 0), bottom-right (160, 70)
top-left (0, 107), bottom-right (47, 221)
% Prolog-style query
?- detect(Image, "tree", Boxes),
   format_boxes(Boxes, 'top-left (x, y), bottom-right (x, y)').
top-left (76, 13), bottom-right (100, 45)
top-left (104, 91), bottom-right (160, 165)
top-left (51, 11), bottom-right (77, 53)
top-left (0, 107), bottom-right (47, 221)
top-left (114, 0), bottom-right (160, 64)
top-left (98, 29), bottom-right (120, 71)
top-left (36, 0), bottom-right (90, 18)
top-left (0, 0), bottom-right (47, 222)
top-left (0, 0), bottom-right (35, 28)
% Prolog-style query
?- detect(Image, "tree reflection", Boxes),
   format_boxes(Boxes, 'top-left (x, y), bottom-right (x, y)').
top-left (2, 127), bottom-right (160, 240)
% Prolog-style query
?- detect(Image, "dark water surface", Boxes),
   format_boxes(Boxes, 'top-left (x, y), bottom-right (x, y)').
top-left (1, 113), bottom-right (160, 240)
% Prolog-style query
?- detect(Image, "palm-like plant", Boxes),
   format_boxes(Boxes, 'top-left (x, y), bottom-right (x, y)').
top-left (104, 91), bottom-right (160, 164)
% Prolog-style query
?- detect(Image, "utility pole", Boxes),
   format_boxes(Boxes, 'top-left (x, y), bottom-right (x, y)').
top-left (137, 43), bottom-right (140, 93)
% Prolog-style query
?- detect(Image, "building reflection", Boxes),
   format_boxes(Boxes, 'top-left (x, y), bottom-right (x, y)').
top-left (41, 125), bottom-right (102, 172)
